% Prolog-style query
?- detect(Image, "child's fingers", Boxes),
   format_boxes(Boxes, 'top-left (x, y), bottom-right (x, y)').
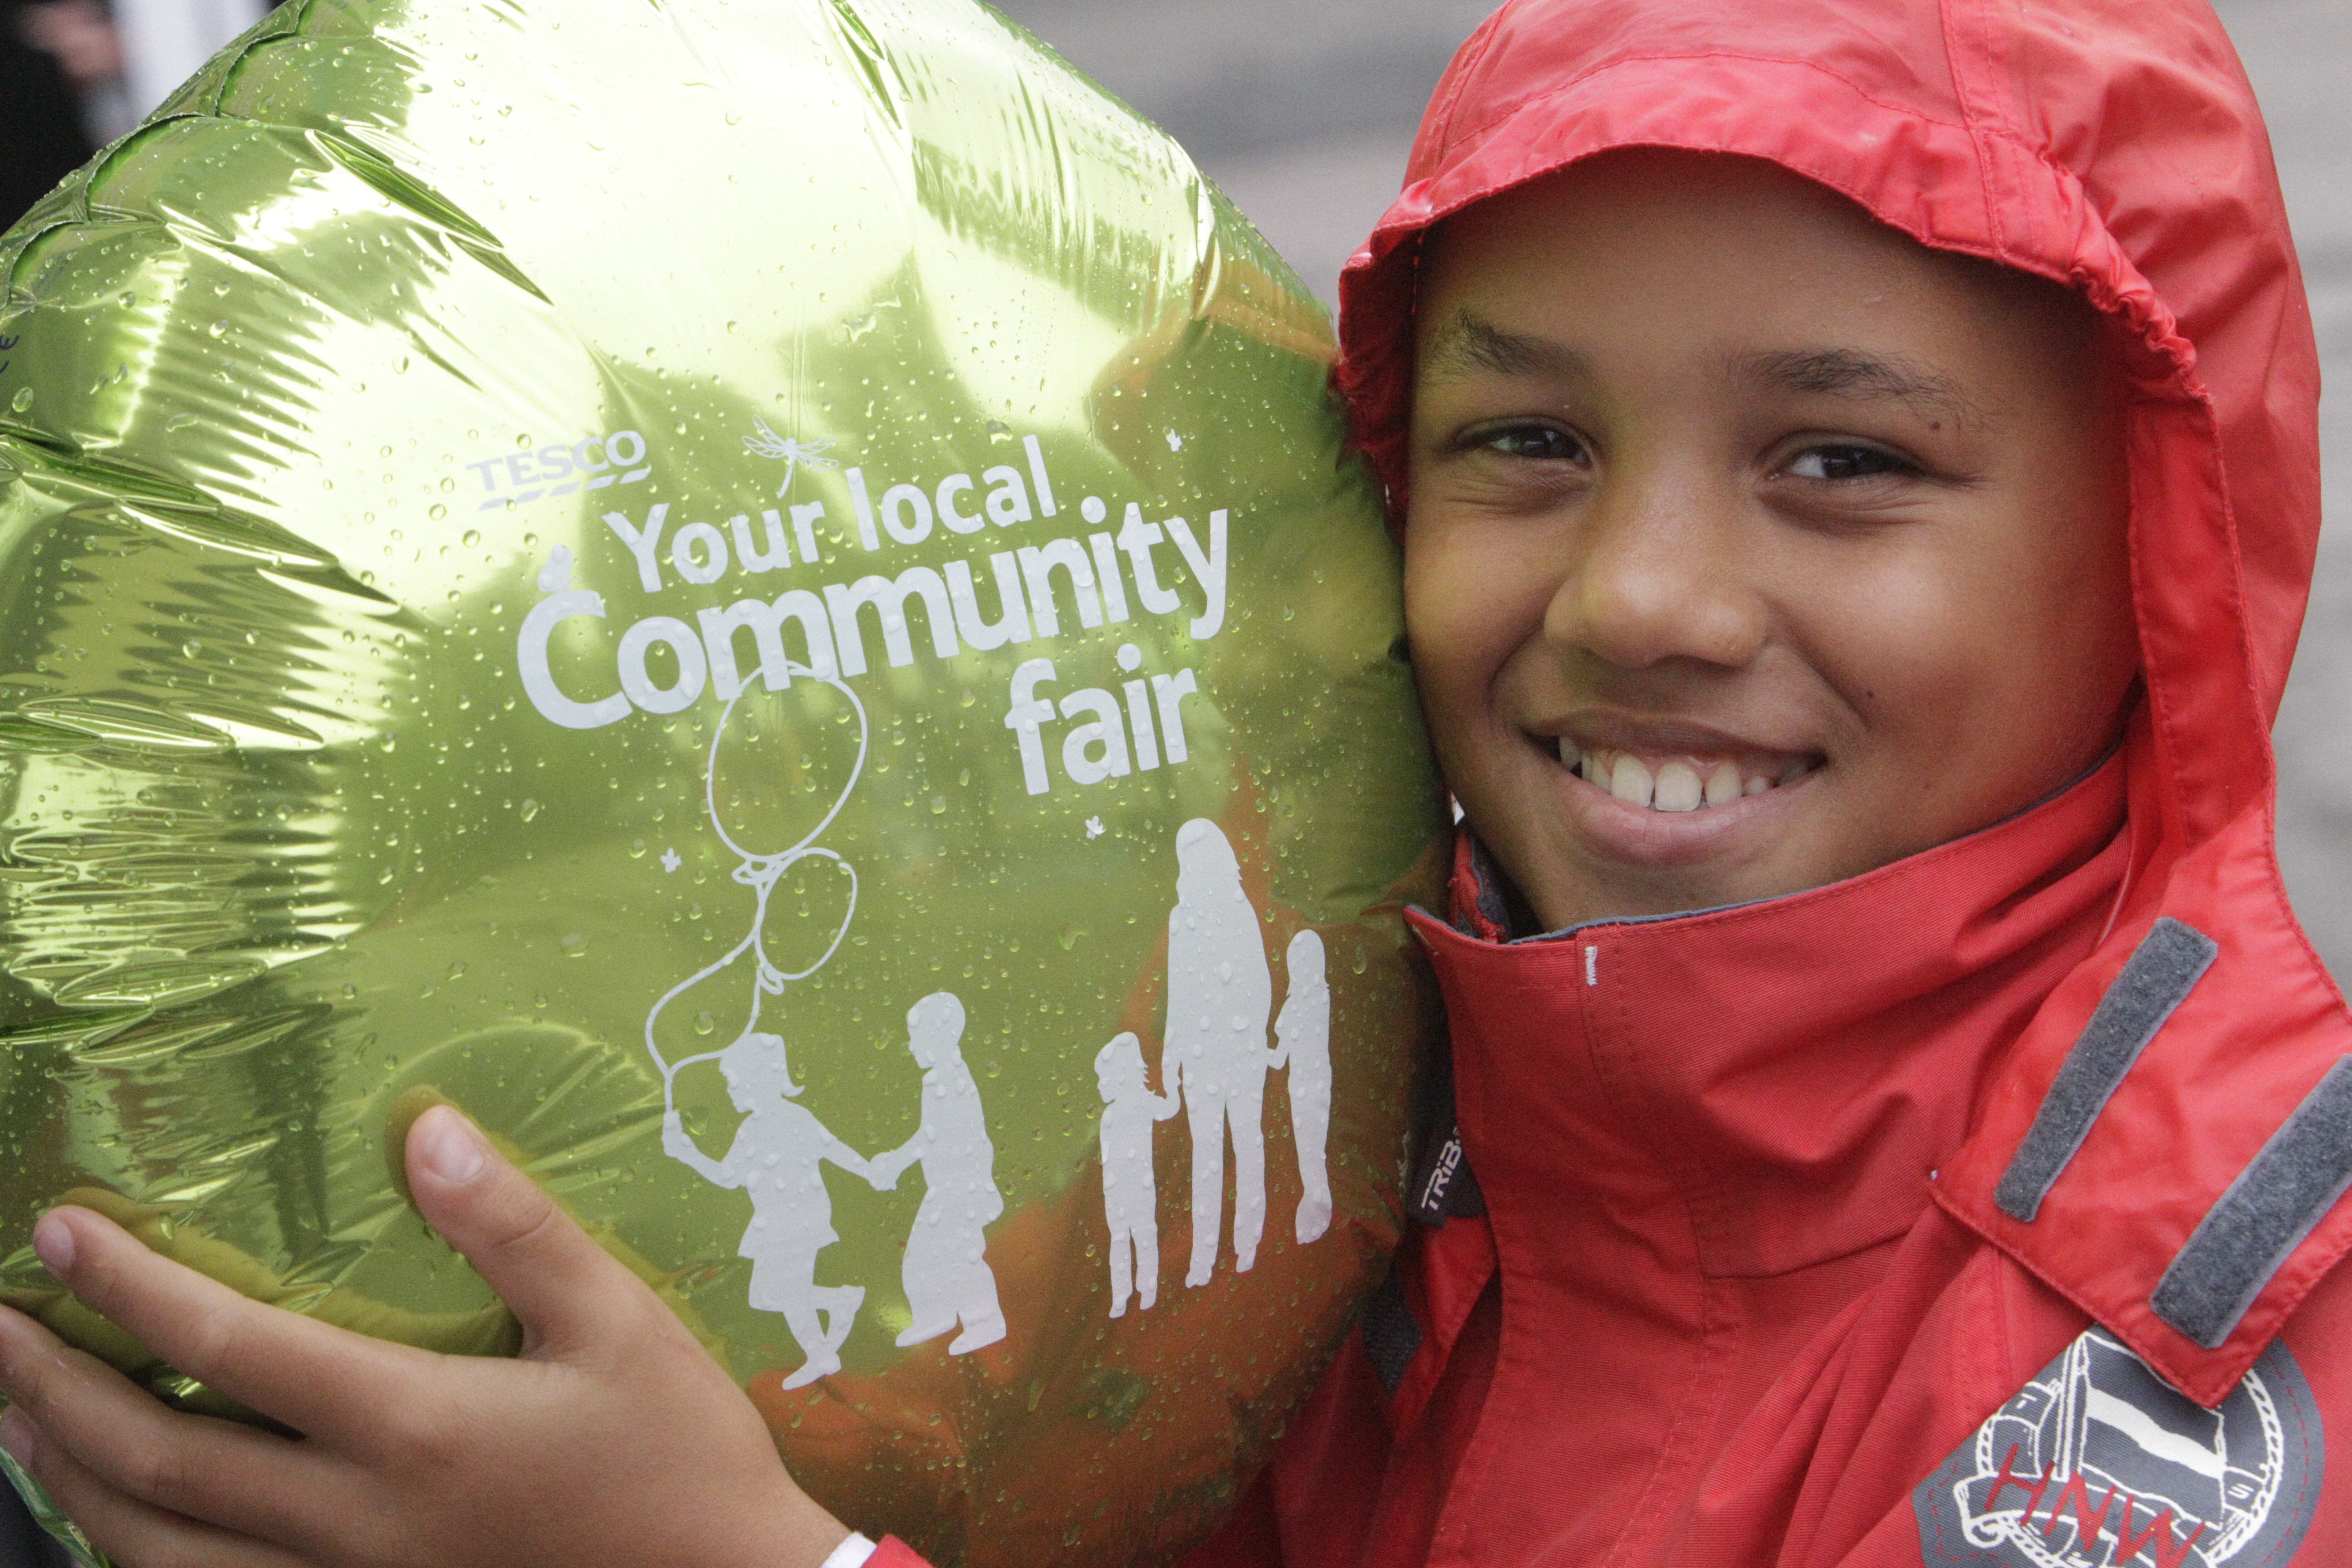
top-left (16, 1207), bottom-right (427, 1443)
top-left (2, 1415), bottom-right (313, 1568)
top-left (0, 1306), bottom-right (344, 1550)
top-left (403, 1106), bottom-right (658, 1355)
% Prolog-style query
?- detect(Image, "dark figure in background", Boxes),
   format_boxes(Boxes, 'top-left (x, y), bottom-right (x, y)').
top-left (1, 0), bottom-right (108, 229)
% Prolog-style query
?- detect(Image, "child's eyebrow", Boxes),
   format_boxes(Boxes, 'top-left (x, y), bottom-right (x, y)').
top-left (1421, 317), bottom-right (1977, 428)
top-left (1421, 312), bottom-right (1589, 382)
top-left (1736, 348), bottom-right (1978, 425)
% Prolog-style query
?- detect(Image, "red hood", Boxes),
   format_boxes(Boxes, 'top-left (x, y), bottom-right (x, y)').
top-left (1338, 0), bottom-right (2344, 1407)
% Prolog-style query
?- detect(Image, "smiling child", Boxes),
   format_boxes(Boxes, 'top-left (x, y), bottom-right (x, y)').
top-left (1181, 0), bottom-right (2352, 1562)
top-left (1, 0), bottom-right (2348, 1565)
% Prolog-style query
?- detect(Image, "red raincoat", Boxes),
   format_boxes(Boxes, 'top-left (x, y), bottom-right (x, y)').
top-left (879, 0), bottom-right (2348, 1564)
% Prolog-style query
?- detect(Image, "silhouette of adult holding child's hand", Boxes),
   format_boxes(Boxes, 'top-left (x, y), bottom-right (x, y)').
top-left (1164, 819), bottom-right (1277, 1287)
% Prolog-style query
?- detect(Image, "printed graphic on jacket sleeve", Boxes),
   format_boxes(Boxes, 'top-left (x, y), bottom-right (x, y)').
top-left (1914, 1328), bottom-right (2322, 1568)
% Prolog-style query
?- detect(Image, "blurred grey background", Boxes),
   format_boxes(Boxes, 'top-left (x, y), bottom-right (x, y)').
top-left (997, 0), bottom-right (2352, 981)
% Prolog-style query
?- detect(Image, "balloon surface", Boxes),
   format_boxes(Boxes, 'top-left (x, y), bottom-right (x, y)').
top-left (0, 0), bottom-right (1446, 1562)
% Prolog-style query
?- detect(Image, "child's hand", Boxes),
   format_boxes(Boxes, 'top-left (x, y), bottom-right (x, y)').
top-left (0, 1106), bottom-right (853, 1568)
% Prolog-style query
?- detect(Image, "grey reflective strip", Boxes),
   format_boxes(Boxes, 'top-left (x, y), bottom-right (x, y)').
top-left (1994, 918), bottom-right (2218, 1222)
top-left (1362, 1271), bottom-right (1423, 1395)
top-left (2152, 1055), bottom-right (2352, 1349)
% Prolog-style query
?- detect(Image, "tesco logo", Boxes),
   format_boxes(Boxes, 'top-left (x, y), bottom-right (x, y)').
top-left (466, 430), bottom-right (652, 511)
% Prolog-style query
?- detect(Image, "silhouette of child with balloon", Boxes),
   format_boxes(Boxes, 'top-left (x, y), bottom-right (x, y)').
top-left (662, 1033), bottom-right (877, 1390)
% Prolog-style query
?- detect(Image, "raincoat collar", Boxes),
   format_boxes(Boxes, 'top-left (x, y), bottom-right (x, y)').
top-left (1422, 757), bottom-right (2131, 1282)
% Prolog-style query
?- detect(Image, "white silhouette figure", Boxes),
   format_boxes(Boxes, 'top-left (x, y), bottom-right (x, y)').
top-left (1164, 818), bottom-right (1276, 1287)
top-left (644, 672), bottom-right (868, 1380)
top-left (1094, 1032), bottom-right (1181, 1317)
top-left (1271, 930), bottom-right (1334, 1245)
top-left (662, 1033), bottom-right (878, 1389)
top-left (871, 994), bottom-right (1007, 1355)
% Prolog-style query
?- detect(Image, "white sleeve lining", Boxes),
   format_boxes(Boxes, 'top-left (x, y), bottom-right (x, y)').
top-left (820, 1532), bottom-right (880, 1568)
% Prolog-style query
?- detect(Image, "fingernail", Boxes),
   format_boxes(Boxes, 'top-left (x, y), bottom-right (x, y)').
top-left (0, 1409), bottom-right (37, 1466)
top-left (416, 1106), bottom-right (487, 1185)
top-left (30, 1215), bottom-right (73, 1279)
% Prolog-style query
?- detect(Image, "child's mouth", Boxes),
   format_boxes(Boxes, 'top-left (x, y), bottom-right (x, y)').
top-left (1555, 738), bottom-right (1815, 812)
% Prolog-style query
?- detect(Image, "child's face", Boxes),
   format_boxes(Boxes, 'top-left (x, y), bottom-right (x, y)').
top-left (1406, 151), bottom-right (2138, 930)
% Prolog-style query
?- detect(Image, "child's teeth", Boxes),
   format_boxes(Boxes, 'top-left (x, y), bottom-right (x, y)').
top-left (1572, 746), bottom-right (1814, 810)
top-left (1652, 761), bottom-right (1702, 812)
top-left (1609, 754), bottom-right (1656, 807)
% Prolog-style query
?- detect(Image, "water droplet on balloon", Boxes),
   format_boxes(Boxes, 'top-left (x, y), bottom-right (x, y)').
top-left (461, 529), bottom-right (482, 548)
top-left (9, 388), bottom-right (31, 413)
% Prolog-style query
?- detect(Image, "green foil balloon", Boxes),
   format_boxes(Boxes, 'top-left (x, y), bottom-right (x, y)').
top-left (0, 1), bottom-right (1446, 1562)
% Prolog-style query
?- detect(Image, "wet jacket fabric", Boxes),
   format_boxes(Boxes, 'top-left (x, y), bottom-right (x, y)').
top-left (1163, 0), bottom-right (2352, 1564)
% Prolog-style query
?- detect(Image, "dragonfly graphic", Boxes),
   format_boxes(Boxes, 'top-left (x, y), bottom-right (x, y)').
top-left (745, 420), bottom-right (841, 498)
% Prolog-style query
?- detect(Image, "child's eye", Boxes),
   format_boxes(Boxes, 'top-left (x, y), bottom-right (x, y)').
top-left (1785, 444), bottom-right (1910, 481)
top-left (1464, 422), bottom-right (1588, 463)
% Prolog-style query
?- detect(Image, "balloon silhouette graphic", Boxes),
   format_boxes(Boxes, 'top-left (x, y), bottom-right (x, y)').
top-left (645, 674), bottom-right (867, 1101)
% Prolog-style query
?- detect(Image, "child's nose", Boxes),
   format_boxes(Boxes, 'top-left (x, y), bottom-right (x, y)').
top-left (1543, 465), bottom-right (1766, 670)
